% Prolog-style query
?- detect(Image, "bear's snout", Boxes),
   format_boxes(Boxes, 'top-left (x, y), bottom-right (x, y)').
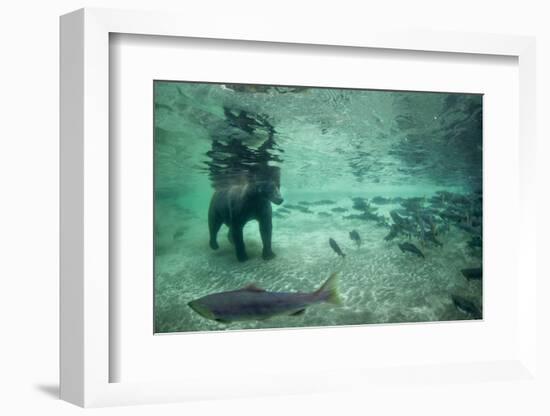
top-left (271, 188), bottom-right (283, 205)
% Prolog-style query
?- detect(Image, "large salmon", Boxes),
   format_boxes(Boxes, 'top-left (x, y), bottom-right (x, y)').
top-left (188, 273), bottom-right (341, 323)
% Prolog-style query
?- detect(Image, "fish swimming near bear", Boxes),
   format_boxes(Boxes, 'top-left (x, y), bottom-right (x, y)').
top-left (397, 242), bottom-right (425, 258)
top-left (188, 272), bottom-right (342, 323)
top-left (424, 231), bottom-right (443, 247)
top-left (451, 294), bottom-right (482, 319)
top-left (331, 207), bottom-right (348, 213)
top-left (329, 238), bottom-right (346, 258)
top-left (461, 267), bottom-right (482, 281)
top-left (349, 230), bottom-right (361, 247)
top-left (384, 224), bottom-right (400, 241)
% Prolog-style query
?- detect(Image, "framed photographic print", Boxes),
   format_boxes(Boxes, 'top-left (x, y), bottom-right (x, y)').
top-left (60, 7), bottom-right (538, 408)
top-left (153, 80), bottom-right (483, 334)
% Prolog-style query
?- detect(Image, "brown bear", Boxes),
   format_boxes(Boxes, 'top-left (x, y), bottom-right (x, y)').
top-left (208, 169), bottom-right (283, 262)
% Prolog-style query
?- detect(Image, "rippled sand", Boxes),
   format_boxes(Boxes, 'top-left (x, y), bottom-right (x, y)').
top-left (155, 197), bottom-right (482, 333)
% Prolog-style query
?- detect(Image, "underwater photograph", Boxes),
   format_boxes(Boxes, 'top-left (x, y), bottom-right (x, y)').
top-left (154, 81), bottom-right (483, 333)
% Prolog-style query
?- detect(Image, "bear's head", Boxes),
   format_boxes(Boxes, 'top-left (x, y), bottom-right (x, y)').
top-left (253, 167), bottom-right (283, 205)
top-left (256, 181), bottom-right (283, 205)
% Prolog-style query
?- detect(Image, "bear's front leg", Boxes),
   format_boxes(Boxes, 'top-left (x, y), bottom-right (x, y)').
top-left (231, 224), bottom-right (248, 262)
top-left (259, 215), bottom-right (275, 260)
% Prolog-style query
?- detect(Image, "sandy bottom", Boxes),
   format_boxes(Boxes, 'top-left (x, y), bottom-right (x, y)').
top-left (154, 197), bottom-right (482, 333)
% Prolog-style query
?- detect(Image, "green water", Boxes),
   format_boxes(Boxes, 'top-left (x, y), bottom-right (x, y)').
top-left (154, 82), bottom-right (482, 333)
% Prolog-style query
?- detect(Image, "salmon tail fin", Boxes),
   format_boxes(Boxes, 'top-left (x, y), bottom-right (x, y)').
top-left (316, 272), bottom-right (342, 305)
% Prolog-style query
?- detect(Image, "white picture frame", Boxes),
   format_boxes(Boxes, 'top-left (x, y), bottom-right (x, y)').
top-left (60, 8), bottom-right (537, 407)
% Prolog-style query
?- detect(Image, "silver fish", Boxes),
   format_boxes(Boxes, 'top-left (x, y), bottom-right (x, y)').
top-left (188, 273), bottom-right (341, 323)
top-left (451, 295), bottom-right (482, 319)
top-left (329, 238), bottom-right (346, 258)
top-left (349, 230), bottom-right (361, 247)
top-left (461, 267), bottom-right (482, 281)
top-left (398, 242), bottom-right (425, 258)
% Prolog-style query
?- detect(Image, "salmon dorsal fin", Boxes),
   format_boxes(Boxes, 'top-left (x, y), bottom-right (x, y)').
top-left (242, 284), bottom-right (265, 292)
